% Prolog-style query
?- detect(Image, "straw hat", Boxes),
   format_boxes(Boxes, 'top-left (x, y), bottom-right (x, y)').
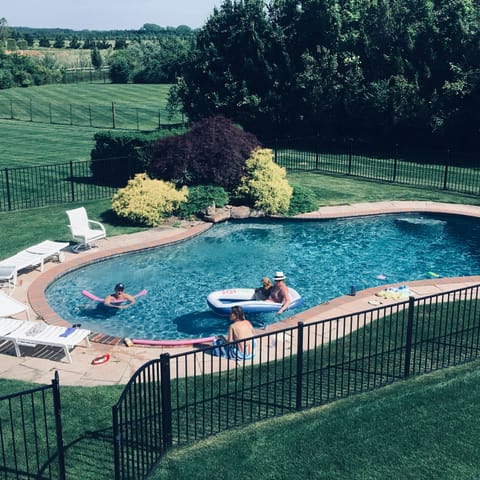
top-left (273, 271), bottom-right (286, 281)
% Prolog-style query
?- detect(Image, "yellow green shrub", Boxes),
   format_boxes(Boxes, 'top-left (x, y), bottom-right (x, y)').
top-left (112, 173), bottom-right (188, 226)
top-left (235, 148), bottom-right (293, 214)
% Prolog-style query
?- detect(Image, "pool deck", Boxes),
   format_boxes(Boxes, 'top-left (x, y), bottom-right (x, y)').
top-left (1, 200), bottom-right (480, 387)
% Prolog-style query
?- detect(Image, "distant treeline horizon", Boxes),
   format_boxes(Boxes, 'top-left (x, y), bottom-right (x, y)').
top-left (7, 23), bottom-right (196, 39)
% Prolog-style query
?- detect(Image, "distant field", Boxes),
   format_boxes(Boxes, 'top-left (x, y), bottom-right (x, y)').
top-left (18, 47), bottom-right (94, 68)
top-left (0, 83), bottom-right (184, 130)
top-left (0, 83), bottom-right (185, 168)
top-left (0, 120), bottom-right (98, 167)
top-left (0, 83), bottom-right (174, 107)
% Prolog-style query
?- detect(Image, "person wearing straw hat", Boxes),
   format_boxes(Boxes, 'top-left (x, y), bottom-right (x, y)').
top-left (270, 271), bottom-right (291, 314)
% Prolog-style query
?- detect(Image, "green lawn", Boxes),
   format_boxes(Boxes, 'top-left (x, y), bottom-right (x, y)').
top-left (1, 155), bottom-right (480, 478)
top-left (0, 83), bottom-right (184, 134)
top-left (0, 119), bottom-right (98, 167)
top-left (0, 83), bottom-right (173, 107)
top-left (2, 355), bottom-right (480, 480)
top-left (0, 83), bottom-right (184, 168)
top-left (152, 359), bottom-right (480, 480)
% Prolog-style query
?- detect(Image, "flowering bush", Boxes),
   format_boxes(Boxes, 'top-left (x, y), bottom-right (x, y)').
top-left (112, 173), bottom-right (188, 226)
top-left (235, 148), bottom-right (293, 215)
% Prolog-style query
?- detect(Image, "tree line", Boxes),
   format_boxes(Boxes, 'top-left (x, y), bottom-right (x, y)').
top-left (169, 0), bottom-right (479, 151)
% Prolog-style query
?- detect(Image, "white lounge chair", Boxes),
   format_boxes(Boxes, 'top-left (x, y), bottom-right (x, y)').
top-left (0, 240), bottom-right (69, 294)
top-left (0, 317), bottom-right (25, 337)
top-left (66, 207), bottom-right (106, 252)
top-left (0, 266), bottom-right (17, 295)
top-left (0, 291), bottom-right (30, 319)
top-left (0, 319), bottom-right (91, 363)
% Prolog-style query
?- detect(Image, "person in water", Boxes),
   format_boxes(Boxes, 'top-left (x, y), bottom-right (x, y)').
top-left (254, 277), bottom-right (274, 300)
top-left (104, 283), bottom-right (136, 309)
top-left (269, 271), bottom-right (291, 314)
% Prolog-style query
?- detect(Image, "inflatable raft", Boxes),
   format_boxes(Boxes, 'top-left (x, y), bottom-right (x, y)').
top-left (207, 287), bottom-right (303, 315)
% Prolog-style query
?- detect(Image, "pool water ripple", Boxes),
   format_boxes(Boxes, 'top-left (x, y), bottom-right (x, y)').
top-left (45, 213), bottom-right (480, 340)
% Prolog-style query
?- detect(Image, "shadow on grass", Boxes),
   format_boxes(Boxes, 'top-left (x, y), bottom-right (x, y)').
top-left (64, 426), bottom-right (116, 480)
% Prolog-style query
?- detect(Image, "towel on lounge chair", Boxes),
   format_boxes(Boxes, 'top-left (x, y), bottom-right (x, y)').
top-left (59, 327), bottom-right (76, 338)
top-left (376, 285), bottom-right (413, 300)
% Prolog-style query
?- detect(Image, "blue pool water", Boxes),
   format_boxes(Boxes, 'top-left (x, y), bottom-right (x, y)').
top-left (45, 213), bottom-right (480, 340)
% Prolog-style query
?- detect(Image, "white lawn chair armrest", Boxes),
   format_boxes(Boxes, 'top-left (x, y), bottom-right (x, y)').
top-left (88, 219), bottom-right (106, 233)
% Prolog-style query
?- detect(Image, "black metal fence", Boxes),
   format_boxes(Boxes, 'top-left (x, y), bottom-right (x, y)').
top-left (0, 99), bottom-right (185, 131)
top-left (268, 137), bottom-right (480, 196)
top-left (0, 160), bottom-right (118, 211)
top-left (61, 67), bottom-right (110, 84)
top-left (0, 371), bottom-right (65, 480)
top-left (2, 138), bottom-right (480, 213)
top-left (112, 284), bottom-right (480, 480)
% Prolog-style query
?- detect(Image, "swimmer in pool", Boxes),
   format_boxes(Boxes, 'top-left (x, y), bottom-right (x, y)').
top-left (104, 283), bottom-right (136, 309)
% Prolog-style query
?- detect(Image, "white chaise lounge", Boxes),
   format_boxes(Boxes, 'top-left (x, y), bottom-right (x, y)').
top-left (0, 317), bottom-right (91, 363)
top-left (0, 240), bottom-right (69, 294)
top-left (0, 291), bottom-right (30, 319)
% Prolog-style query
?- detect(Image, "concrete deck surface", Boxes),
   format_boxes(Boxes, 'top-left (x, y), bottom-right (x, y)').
top-left (1, 201), bottom-right (480, 386)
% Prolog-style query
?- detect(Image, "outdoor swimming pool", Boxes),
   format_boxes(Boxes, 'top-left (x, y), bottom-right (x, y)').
top-left (46, 213), bottom-right (480, 340)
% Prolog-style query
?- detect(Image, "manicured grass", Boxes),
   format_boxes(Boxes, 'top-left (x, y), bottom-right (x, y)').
top-left (0, 83), bottom-right (184, 133)
top-left (0, 83), bottom-right (184, 168)
top-left (7, 356), bottom-right (478, 480)
top-left (0, 83), bottom-right (172, 107)
top-left (1, 171), bottom-right (480, 479)
top-left (0, 199), bottom-right (147, 259)
top-left (151, 359), bottom-right (480, 480)
top-left (288, 171), bottom-right (480, 207)
top-left (0, 378), bottom-right (123, 480)
top-left (0, 119), bottom-right (99, 167)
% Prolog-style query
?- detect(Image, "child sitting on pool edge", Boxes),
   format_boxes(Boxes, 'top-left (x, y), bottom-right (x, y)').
top-left (211, 306), bottom-right (256, 360)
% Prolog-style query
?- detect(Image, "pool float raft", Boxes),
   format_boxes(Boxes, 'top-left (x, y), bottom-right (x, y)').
top-left (207, 287), bottom-right (303, 315)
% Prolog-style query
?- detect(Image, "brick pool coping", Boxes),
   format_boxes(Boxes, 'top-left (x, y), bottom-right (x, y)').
top-left (26, 201), bottom-right (480, 346)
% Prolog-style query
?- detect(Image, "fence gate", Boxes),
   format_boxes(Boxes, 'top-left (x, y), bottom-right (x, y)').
top-left (0, 371), bottom-right (65, 480)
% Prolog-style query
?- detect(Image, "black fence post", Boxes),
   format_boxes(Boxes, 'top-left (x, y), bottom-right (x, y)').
top-left (112, 405), bottom-right (121, 480)
top-left (70, 161), bottom-right (75, 202)
top-left (112, 102), bottom-right (117, 129)
top-left (443, 149), bottom-right (450, 190)
top-left (296, 321), bottom-right (304, 410)
top-left (315, 135), bottom-right (319, 170)
top-left (5, 168), bottom-right (12, 211)
top-left (160, 353), bottom-right (173, 451)
top-left (404, 296), bottom-right (415, 378)
top-left (392, 144), bottom-right (398, 183)
top-left (348, 140), bottom-right (353, 175)
top-left (274, 138), bottom-right (278, 164)
top-left (10, 99), bottom-right (14, 119)
top-left (52, 371), bottom-right (66, 480)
